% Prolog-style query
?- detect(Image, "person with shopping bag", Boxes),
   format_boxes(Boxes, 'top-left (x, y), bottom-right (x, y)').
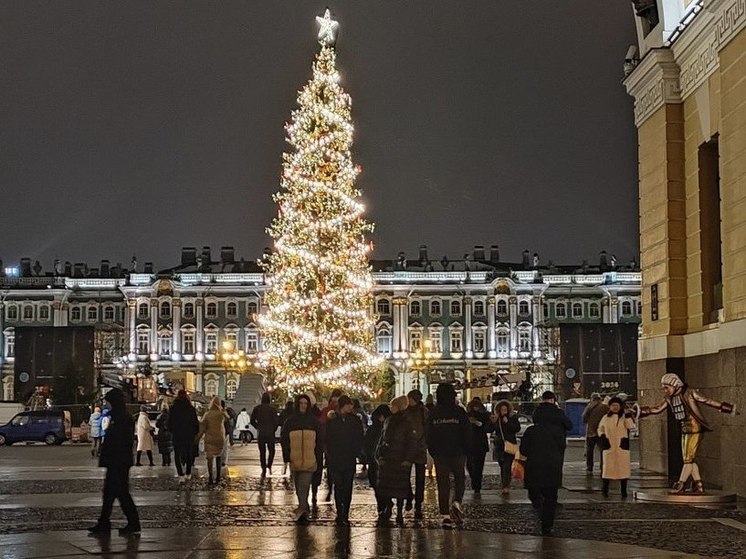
top-left (491, 400), bottom-right (521, 495)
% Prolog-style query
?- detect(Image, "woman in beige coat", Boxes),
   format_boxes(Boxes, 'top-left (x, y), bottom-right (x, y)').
top-left (135, 406), bottom-right (154, 466)
top-left (597, 396), bottom-right (636, 498)
top-left (197, 397), bottom-right (226, 485)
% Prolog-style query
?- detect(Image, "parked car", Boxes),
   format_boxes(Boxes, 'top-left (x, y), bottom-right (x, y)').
top-left (516, 413), bottom-right (533, 440)
top-left (0, 410), bottom-right (72, 446)
top-left (232, 423), bottom-right (282, 443)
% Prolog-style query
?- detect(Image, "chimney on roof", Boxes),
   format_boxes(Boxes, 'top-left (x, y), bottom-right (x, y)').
top-left (489, 245), bottom-right (500, 263)
top-left (20, 258), bottom-right (31, 277)
top-left (201, 246), bottom-right (211, 266)
top-left (144, 262), bottom-right (154, 274)
top-left (181, 247), bottom-right (197, 266)
top-left (0, 259), bottom-right (4, 277)
top-left (220, 246), bottom-right (235, 264)
top-left (100, 260), bottom-right (110, 277)
top-left (73, 263), bottom-right (85, 278)
top-left (473, 245), bottom-right (485, 261)
top-left (599, 250), bottom-right (609, 270)
top-left (419, 244), bottom-right (428, 265)
top-left (522, 250), bottom-right (530, 268)
top-left (89, 267), bottom-right (99, 277)
top-left (33, 260), bottom-right (42, 276)
top-left (64, 261), bottom-right (72, 276)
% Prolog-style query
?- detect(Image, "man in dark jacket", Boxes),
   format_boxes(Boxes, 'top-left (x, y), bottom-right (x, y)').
top-left (426, 383), bottom-right (471, 528)
top-left (582, 393), bottom-right (609, 473)
top-left (325, 394), bottom-right (364, 526)
top-left (405, 389), bottom-right (428, 519)
top-left (88, 388), bottom-right (141, 535)
top-left (251, 392), bottom-right (279, 477)
top-left (521, 391), bottom-right (572, 536)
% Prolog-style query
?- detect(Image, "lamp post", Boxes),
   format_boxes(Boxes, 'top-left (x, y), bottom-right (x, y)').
top-left (404, 338), bottom-right (441, 392)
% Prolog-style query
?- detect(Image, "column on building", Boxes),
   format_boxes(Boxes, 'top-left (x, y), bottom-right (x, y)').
top-left (150, 298), bottom-right (158, 355)
top-left (399, 297), bottom-right (408, 353)
top-left (126, 300), bottom-right (137, 355)
top-left (464, 297), bottom-right (473, 357)
top-left (172, 298), bottom-right (181, 358)
top-left (487, 296), bottom-right (496, 357)
top-left (531, 296), bottom-right (542, 354)
top-left (602, 296), bottom-right (611, 323)
top-left (509, 296), bottom-right (518, 355)
top-left (195, 299), bottom-right (204, 355)
top-left (392, 297), bottom-right (402, 354)
top-left (0, 302), bottom-right (4, 363)
top-left (610, 298), bottom-right (619, 324)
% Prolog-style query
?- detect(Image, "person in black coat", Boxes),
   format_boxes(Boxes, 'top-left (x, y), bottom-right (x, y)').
top-left (156, 406), bottom-right (173, 467)
top-left (278, 400), bottom-right (295, 476)
top-left (466, 397), bottom-right (492, 495)
top-left (426, 383), bottom-right (471, 529)
top-left (491, 399), bottom-right (520, 494)
top-left (364, 404), bottom-right (391, 522)
top-left (520, 391), bottom-right (572, 536)
top-left (167, 390), bottom-right (199, 483)
top-left (88, 388), bottom-right (141, 535)
top-left (325, 394), bottom-right (364, 526)
top-left (376, 396), bottom-right (418, 526)
top-left (251, 392), bottom-right (279, 477)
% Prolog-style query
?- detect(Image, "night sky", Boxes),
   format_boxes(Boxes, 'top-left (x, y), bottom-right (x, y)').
top-left (0, 2), bottom-right (639, 270)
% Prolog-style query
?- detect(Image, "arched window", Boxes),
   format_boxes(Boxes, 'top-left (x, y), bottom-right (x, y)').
top-left (473, 300), bottom-right (485, 315)
top-left (226, 301), bottom-right (238, 318)
top-left (555, 303), bottom-right (567, 319)
top-left (39, 305), bottom-right (51, 321)
top-left (182, 329), bottom-right (195, 354)
top-left (247, 301), bottom-right (259, 317)
top-left (450, 300), bottom-right (461, 316)
top-left (497, 300), bottom-right (508, 315)
top-left (138, 302), bottom-right (149, 319)
top-left (572, 303), bottom-right (583, 318)
top-left (410, 301), bottom-right (421, 316)
top-left (6, 305), bottom-right (18, 320)
top-left (589, 302), bottom-right (600, 318)
top-left (518, 301), bottom-right (530, 315)
top-left (205, 378), bottom-right (218, 398)
top-left (430, 300), bottom-right (442, 316)
top-left (226, 377), bottom-right (239, 400)
top-left (206, 302), bottom-right (217, 318)
top-left (376, 326), bottom-right (392, 355)
top-left (23, 305), bottom-right (34, 320)
top-left (497, 330), bottom-right (509, 354)
top-left (518, 329), bottom-right (531, 352)
top-left (183, 302), bottom-right (195, 318)
top-left (160, 301), bottom-right (171, 318)
top-left (622, 301), bottom-right (632, 316)
top-left (87, 306), bottom-right (98, 321)
top-left (376, 299), bottom-right (391, 315)
top-left (246, 329), bottom-right (260, 353)
top-left (158, 331), bottom-right (172, 356)
top-left (71, 306), bottom-right (82, 321)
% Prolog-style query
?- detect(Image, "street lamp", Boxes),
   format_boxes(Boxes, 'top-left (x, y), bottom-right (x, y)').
top-left (405, 338), bottom-right (441, 391)
top-left (218, 341), bottom-right (266, 374)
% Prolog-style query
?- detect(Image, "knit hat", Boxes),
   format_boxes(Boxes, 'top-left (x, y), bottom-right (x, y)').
top-left (608, 396), bottom-right (624, 407)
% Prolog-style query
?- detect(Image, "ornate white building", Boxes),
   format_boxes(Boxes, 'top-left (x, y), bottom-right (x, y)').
top-left (0, 246), bottom-right (641, 403)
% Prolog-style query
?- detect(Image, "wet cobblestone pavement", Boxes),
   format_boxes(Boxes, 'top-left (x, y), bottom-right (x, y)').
top-left (1, 442), bottom-right (745, 558)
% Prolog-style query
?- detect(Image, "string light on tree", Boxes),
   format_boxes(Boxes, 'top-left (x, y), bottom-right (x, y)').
top-left (259, 9), bottom-right (382, 397)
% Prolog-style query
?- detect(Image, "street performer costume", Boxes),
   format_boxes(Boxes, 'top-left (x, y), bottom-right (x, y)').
top-left (637, 373), bottom-right (736, 494)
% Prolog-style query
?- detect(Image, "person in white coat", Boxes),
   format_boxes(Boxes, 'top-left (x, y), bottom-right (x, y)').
top-left (136, 406), bottom-right (155, 466)
top-left (235, 408), bottom-right (251, 445)
top-left (597, 397), bottom-right (636, 498)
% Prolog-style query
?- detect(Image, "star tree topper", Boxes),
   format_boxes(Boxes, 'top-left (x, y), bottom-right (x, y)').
top-left (316, 8), bottom-right (339, 46)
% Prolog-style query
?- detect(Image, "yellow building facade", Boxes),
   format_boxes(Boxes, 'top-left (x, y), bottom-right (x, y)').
top-left (625, 0), bottom-right (746, 494)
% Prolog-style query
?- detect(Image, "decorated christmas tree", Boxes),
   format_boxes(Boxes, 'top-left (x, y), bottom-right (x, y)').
top-left (259, 10), bottom-right (381, 396)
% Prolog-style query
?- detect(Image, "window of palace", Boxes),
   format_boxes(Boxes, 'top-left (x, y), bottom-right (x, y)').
top-left (205, 302), bottom-right (217, 318)
top-left (518, 329), bottom-right (531, 352)
top-left (519, 301), bottom-right (530, 315)
top-left (376, 327), bottom-right (392, 354)
top-left (621, 300), bottom-right (632, 316)
top-left (206, 332), bottom-right (218, 354)
top-left (205, 378), bottom-right (219, 398)
top-left (247, 301), bottom-right (259, 317)
top-left (589, 302), bottom-right (600, 319)
top-left (473, 300), bottom-right (485, 315)
top-left (137, 331), bottom-right (149, 354)
top-left (138, 303), bottom-right (149, 319)
top-left (224, 330), bottom-right (238, 351)
top-left (23, 305), bottom-right (34, 320)
top-left (226, 301), bottom-right (238, 318)
top-left (182, 330), bottom-right (195, 354)
top-left (450, 330), bottom-right (462, 353)
top-left (555, 302), bottom-right (567, 319)
top-left (158, 333), bottom-right (172, 356)
top-left (497, 330), bottom-right (509, 355)
top-left (473, 330), bottom-right (485, 353)
top-left (5, 333), bottom-right (15, 357)
top-left (572, 303), bottom-right (583, 319)
top-left (160, 301), bottom-right (171, 318)
top-left (430, 300), bottom-right (442, 316)
top-left (71, 306), bottom-right (82, 321)
top-left (87, 306), bottom-right (98, 321)
top-left (104, 306), bottom-right (115, 321)
top-left (497, 300), bottom-right (508, 315)
top-left (6, 305), bottom-right (18, 320)
top-left (39, 305), bottom-right (50, 321)
top-left (429, 329), bottom-right (442, 352)
top-left (226, 377), bottom-right (238, 400)
top-left (450, 300), bottom-right (461, 316)
top-left (376, 299), bottom-right (391, 315)
top-left (409, 330), bottom-right (422, 351)
top-left (246, 330), bottom-right (259, 353)
top-left (409, 300), bottom-right (421, 316)
top-left (183, 302), bottom-right (195, 318)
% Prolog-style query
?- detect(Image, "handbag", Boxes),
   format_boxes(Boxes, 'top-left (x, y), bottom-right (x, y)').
top-left (499, 418), bottom-right (519, 456)
top-left (511, 459), bottom-right (525, 481)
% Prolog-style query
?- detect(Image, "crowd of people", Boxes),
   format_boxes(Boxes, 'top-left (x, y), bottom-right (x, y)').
top-left (85, 385), bottom-right (639, 537)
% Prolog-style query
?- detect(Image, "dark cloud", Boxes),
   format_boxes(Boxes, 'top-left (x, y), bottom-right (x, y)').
top-left (0, 1), bottom-right (638, 269)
